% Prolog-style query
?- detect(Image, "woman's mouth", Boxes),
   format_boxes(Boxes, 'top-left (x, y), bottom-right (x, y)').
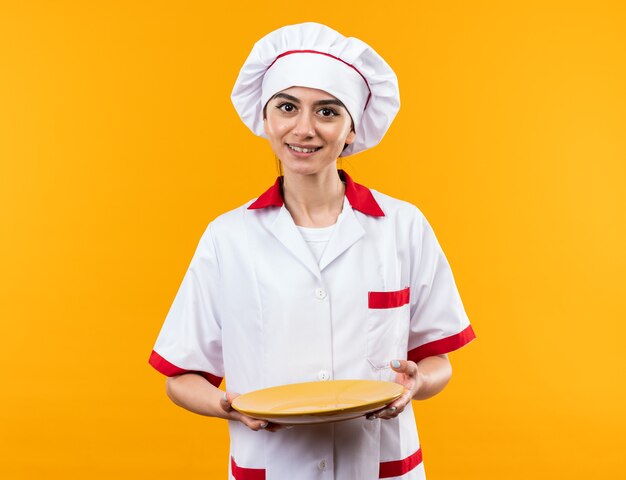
top-left (287, 143), bottom-right (322, 153)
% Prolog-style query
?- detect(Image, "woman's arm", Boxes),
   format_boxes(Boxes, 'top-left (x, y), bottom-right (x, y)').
top-left (374, 354), bottom-right (452, 420)
top-left (165, 373), bottom-right (278, 431)
top-left (166, 356), bottom-right (451, 426)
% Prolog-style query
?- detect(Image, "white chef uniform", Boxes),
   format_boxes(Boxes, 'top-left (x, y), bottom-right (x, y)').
top-left (149, 170), bottom-right (475, 479)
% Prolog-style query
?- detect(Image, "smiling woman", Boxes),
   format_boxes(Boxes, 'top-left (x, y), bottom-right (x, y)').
top-left (149, 22), bottom-right (475, 479)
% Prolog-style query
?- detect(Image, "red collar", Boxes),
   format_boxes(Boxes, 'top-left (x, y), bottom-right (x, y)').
top-left (248, 170), bottom-right (384, 217)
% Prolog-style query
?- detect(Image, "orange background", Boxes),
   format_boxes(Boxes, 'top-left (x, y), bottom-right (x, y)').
top-left (1, 1), bottom-right (625, 478)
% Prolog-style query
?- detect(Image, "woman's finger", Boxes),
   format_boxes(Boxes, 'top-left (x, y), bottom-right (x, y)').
top-left (230, 410), bottom-right (269, 431)
top-left (221, 391), bottom-right (282, 431)
top-left (366, 397), bottom-right (404, 420)
top-left (244, 417), bottom-right (270, 431)
top-left (375, 406), bottom-right (398, 419)
top-left (377, 391), bottom-right (412, 419)
top-left (390, 359), bottom-right (418, 377)
top-left (367, 404), bottom-right (403, 420)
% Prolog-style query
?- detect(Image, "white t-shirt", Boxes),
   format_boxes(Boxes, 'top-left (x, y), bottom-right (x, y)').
top-left (297, 223), bottom-right (336, 264)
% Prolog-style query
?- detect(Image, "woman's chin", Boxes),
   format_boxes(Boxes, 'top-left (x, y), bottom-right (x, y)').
top-left (282, 164), bottom-right (336, 178)
top-left (279, 156), bottom-right (340, 178)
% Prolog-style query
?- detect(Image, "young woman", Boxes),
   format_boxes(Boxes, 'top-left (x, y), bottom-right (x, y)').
top-left (149, 22), bottom-right (475, 479)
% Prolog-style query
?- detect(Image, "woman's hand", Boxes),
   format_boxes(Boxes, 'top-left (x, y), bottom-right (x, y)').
top-left (370, 360), bottom-right (420, 420)
top-left (165, 374), bottom-right (286, 432)
top-left (220, 391), bottom-right (285, 432)
top-left (368, 355), bottom-right (452, 421)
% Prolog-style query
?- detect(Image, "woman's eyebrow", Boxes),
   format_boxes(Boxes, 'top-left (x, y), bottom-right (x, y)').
top-left (272, 93), bottom-right (346, 109)
top-left (313, 99), bottom-right (345, 108)
top-left (273, 93), bottom-right (300, 103)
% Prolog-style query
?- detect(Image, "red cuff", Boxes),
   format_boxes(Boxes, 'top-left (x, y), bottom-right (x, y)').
top-left (379, 448), bottom-right (423, 478)
top-left (231, 457), bottom-right (266, 480)
top-left (408, 325), bottom-right (476, 363)
top-left (148, 350), bottom-right (223, 388)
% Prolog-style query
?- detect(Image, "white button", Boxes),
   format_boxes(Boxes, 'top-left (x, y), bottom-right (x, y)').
top-left (315, 288), bottom-right (327, 300)
top-left (318, 459), bottom-right (327, 471)
top-left (318, 370), bottom-right (330, 381)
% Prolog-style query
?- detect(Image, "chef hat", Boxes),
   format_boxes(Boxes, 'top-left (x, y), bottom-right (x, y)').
top-left (231, 22), bottom-right (400, 156)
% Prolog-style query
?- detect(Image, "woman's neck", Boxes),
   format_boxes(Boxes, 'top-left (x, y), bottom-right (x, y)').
top-left (282, 167), bottom-right (345, 227)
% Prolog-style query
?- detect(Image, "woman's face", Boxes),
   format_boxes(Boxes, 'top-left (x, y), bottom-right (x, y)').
top-left (263, 86), bottom-right (356, 177)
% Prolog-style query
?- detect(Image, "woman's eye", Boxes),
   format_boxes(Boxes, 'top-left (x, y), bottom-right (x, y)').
top-left (319, 108), bottom-right (337, 117)
top-left (277, 103), bottom-right (296, 112)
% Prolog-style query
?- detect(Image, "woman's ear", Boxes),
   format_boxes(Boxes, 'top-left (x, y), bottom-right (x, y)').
top-left (262, 101), bottom-right (269, 136)
top-left (345, 129), bottom-right (356, 145)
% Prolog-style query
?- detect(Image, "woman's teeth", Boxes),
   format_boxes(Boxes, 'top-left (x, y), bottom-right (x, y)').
top-left (288, 144), bottom-right (320, 153)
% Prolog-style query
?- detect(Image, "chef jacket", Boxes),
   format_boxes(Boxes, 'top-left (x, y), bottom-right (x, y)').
top-left (149, 170), bottom-right (475, 479)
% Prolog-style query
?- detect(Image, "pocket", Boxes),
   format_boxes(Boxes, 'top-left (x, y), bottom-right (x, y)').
top-left (368, 288), bottom-right (410, 309)
top-left (366, 287), bottom-right (410, 372)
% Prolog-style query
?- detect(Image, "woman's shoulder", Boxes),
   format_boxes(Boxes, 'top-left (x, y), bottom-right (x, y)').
top-left (369, 188), bottom-right (427, 222)
top-left (204, 198), bottom-right (258, 233)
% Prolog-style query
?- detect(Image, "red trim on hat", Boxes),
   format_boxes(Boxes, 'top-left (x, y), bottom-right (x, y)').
top-left (231, 457), bottom-right (266, 480)
top-left (368, 287), bottom-right (410, 309)
top-left (379, 448), bottom-right (423, 478)
top-left (268, 50), bottom-right (372, 109)
top-left (408, 325), bottom-right (476, 363)
top-left (247, 170), bottom-right (384, 217)
top-left (148, 350), bottom-right (223, 388)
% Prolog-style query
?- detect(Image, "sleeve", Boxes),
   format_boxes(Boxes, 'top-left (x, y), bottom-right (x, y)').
top-left (148, 224), bottom-right (224, 387)
top-left (407, 213), bottom-right (476, 363)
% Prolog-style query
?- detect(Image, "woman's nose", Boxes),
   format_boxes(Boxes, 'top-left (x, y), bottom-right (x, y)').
top-left (292, 112), bottom-right (315, 138)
